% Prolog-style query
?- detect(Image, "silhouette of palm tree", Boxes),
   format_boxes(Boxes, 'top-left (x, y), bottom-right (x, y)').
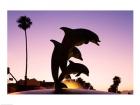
top-left (17, 16), bottom-right (32, 87)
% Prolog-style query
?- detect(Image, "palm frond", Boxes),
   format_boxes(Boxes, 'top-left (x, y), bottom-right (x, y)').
top-left (17, 16), bottom-right (32, 30)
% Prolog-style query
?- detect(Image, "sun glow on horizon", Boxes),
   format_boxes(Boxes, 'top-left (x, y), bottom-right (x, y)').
top-left (63, 79), bottom-right (82, 89)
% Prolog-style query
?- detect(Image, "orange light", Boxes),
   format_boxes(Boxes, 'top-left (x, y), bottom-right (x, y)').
top-left (63, 79), bottom-right (82, 89)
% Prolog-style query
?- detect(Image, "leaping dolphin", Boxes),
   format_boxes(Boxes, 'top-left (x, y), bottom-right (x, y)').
top-left (50, 39), bottom-right (83, 87)
top-left (59, 60), bottom-right (89, 82)
top-left (60, 27), bottom-right (101, 48)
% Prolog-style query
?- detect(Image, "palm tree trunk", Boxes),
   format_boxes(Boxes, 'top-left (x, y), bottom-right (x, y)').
top-left (24, 30), bottom-right (28, 87)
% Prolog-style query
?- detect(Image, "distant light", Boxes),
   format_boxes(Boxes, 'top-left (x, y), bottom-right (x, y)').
top-left (63, 79), bottom-right (82, 89)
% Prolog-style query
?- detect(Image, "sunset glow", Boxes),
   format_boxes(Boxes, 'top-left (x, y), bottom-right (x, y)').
top-left (8, 11), bottom-right (133, 91)
top-left (63, 80), bottom-right (82, 89)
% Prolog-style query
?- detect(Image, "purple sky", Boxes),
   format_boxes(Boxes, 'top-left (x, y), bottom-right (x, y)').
top-left (8, 11), bottom-right (133, 91)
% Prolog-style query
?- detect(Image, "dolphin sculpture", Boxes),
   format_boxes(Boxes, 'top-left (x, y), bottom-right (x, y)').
top-left (50, 40), bottom-right (83, 60)
top-left (60, 27), bottom-right (101, 48)
top-left (50, 39), bottom-right (83, 88)
top-left (59, 60), bottom-right (89, 82)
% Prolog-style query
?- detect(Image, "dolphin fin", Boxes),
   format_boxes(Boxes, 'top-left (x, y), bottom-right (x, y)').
top-left (60, 27), bottom-right (72, 34)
